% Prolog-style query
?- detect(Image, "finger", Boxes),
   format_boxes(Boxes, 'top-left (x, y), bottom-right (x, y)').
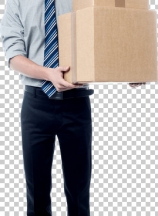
top-left (61, 80), bottom-right (77, 88)
top-left (134, 85), bottom-right (141, 87)
top-left (131, 85), bottom-right (139, 88)
top-left (129, 83), bottom-right (138, 87)
top-left (74, 84), bottom-right (84, 86)
top-left (61, 87), bottom-right (72, 92)
top-left (75, 83), bottom-right (84, 85)
top-left (133, 83), bottom-right (141, 86)
top-left (59, 66), bottom-right (70, 72)
top-left (130, 84), bottom-right (137, 87)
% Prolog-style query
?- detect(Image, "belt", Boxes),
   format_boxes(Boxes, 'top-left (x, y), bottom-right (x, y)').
top-left (24, 85), bottom-right (94, 100)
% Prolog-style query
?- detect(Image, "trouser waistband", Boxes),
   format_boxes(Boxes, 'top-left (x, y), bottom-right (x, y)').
top-left (24, 85), bottom-right (94, 100)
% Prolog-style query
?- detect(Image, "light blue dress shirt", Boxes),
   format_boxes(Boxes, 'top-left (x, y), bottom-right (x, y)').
top-left (0, 0), bottom-right (89, 89)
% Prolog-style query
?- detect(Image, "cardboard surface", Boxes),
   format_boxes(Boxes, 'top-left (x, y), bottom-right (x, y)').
top-left (58, 2), bottom-right (157, 83)
top-left (73, 0), bottom-right (149, 12)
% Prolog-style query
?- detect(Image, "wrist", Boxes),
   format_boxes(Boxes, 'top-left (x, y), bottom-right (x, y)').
top-left (38, 65), bottom-right (51, 81)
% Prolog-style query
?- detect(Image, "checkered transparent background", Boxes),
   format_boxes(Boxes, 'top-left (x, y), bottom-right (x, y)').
top-left (0, 0), bottom-right (158, 215)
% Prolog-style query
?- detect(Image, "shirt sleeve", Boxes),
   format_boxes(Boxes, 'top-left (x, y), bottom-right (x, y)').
top-left (0, 0), bottom-right (27, 69)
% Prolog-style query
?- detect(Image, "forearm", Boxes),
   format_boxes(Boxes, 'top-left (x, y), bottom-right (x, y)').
top-left (10, 55), bottom-right (50, 81)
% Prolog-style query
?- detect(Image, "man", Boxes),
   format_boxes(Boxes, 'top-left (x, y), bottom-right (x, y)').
top-left (0, 0), bottom-right (145, 215)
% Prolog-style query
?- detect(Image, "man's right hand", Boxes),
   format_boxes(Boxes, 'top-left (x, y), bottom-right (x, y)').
top-left (46, 66), bottom-right (84, 92)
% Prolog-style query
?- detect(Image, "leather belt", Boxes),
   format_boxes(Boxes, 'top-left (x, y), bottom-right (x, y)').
top-left (24, 85), bottom-right (94, 100)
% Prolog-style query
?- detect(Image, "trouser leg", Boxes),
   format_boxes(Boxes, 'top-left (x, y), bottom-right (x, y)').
top-left (56, 96), bottom-right (92, 216)
top-left (20, 91), bottom-right (57, 216)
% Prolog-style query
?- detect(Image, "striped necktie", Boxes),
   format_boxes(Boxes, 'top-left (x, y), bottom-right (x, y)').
top-left (41, 0), bottom-right (59, 98)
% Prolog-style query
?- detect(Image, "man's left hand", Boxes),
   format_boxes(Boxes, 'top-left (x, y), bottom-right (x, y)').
top-left (129, 83), bottom-right (146, 88)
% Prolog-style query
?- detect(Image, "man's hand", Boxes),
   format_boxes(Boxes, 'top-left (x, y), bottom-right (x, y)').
top-left (46, 66), bottom-right (84, 92)
top-left (129, 82), bottom-right (146, 88)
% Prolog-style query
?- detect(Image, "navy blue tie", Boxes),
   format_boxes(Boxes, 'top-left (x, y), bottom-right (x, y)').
top-left (41, 0), bottom-right (59, 98)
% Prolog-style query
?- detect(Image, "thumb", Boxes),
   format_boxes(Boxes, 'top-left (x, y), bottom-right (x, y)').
top-left (61, 66), bottom-right (70, 72)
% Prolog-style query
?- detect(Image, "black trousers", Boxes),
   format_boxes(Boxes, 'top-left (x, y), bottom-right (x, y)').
top-left (20, 87), bottom-right (92, 216)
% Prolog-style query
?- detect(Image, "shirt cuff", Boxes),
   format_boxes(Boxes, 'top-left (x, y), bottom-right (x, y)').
top-left (5, 44), bottom-right (27, 69)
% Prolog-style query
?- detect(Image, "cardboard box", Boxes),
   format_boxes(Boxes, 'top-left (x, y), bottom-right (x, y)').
top-left (58, 1), bottom-right (157, 83)
top-left (73, 0), bottom-right (149, 12)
